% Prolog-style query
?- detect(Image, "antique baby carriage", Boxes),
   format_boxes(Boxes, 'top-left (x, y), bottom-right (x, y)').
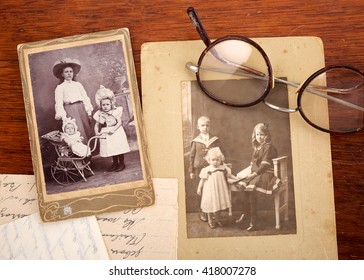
top-left (41, 130), bottom-right (101, 185)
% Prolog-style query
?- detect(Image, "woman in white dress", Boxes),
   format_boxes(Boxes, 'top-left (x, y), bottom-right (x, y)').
top-left (53, 58), bottom-right (94, 142)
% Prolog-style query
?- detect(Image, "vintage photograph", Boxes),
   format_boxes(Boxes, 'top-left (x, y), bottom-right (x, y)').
top-left (182, 80), bottom-right (297, 238)
top-left (18, 29), bottom-right (154, 222)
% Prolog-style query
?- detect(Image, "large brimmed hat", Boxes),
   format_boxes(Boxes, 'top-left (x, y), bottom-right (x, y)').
top-left (53, 58), bottom-right (81, 79)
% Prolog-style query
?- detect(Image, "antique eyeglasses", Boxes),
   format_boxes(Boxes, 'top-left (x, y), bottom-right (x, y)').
top-left (185, 7), bottom-right (364, 134)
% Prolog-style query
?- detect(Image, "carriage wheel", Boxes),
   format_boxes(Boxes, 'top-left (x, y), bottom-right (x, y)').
top-left (51, 160), bottom-right (80, 185)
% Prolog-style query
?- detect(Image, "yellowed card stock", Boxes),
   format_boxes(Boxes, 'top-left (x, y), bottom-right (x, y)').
top-left (141, 37), bottom-right (338, 259)
top-left (97, 178), bottom-right (178, 260)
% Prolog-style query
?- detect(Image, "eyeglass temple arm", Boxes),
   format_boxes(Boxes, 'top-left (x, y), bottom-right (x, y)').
top-left (186, 8), bottom-right (363, 112)
top-left (295, 80), bottom-right (364, 112)
top-left (264, 76), bottom-right (363, 112)
top-left (186, 62), bottom-right (266, 80)
top-left (187, 7), bottom-right (267, 79)
top-left (268, 77), bottom-right (364, 112)
top-left (186, 62), bottom-right (364, 112)
top-left (219, 56), bottom-right (266, 78)
top-left (266, 79), bottom-right (364, 113)
top-left (274, 77), bottom-right (362, 94)
top-left (187, 7), bottom-right (211, 47)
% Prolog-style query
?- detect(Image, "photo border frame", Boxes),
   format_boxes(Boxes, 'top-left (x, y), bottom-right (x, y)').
top-left (18, 28), bottom-right (154, 222)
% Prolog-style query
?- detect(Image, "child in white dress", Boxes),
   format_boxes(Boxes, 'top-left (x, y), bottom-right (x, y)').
top-left (60, 117), bottom-right (90, 158)
top-left (93, 86), bottom-right (130, 172)
top-left (189, 116), bottom-right (226, 222)
top-left (197, 147), bottom-right (238, 229)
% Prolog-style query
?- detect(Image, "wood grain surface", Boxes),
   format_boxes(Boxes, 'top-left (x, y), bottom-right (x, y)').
top-left (0, 0), bottom-right (363, 259)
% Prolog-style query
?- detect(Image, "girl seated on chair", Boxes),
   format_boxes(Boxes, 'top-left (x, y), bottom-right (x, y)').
top-left (236, 123), bottom-right (281, 231)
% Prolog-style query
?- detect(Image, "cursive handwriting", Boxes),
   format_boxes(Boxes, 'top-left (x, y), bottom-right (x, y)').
top-left (0, 175), bottom-right (36, 193)
top-left (96, 216), bottom-right (121, 223)
top-left (0, 174), bottom-right (38, 225)
top-left (102, 232), bottom-right (146, 245)
top-left (0, 213), bottom-right (109, 260)
top-left (96, 178), bottom-right (179, 260)
top-left (122, 217), bottom-right (145, 230)
top-left (0, 195), bottom-right (37, 206)
top-left (110, 246), bottom-right (144, 259)
top-left (0, 207), bottom-right (28, 220)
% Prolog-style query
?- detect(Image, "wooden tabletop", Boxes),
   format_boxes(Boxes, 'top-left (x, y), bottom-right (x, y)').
top-left (0, 0), bottom-right (363, 259)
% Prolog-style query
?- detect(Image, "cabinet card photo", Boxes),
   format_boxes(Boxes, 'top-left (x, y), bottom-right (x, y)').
top-left (18, 29), bottom-right (154, 222)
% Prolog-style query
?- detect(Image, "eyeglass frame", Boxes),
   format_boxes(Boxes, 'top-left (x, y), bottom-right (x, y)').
top-left (186, 7), bottom-right (364, 134)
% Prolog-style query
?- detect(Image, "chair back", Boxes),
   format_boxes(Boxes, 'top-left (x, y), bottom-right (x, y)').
top-left (273, 156), bottom-right (288, 184)
top-left (272, 156), bottom-right (289, 229)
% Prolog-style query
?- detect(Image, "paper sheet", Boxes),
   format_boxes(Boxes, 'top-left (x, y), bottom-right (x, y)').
top-left (0, 174), bottom-right (38, 225)
top-left (0, 175), bottom-right (178, 260)
top-left (237, 166), bottom-right (252, 179)
top-left (0, 213), bottom-right (109, 260)
top-left (141, 38), bottom-right (338, 259)
top-left (97, 178), bottom-right (178, 260)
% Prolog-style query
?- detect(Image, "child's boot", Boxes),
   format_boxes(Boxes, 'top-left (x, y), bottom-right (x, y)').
top-left (108, 156), bottom-right (119, 172)
top-left (199, 210), bottom-right (208, 222)
top-left (115, 154), bottom-right (126, 172)
top-left (246, 215), bottom-right (256, 231)
top-left (207, 213), bottom-right (216, 229)
top-left (215, 211), bottom-right (224, 227)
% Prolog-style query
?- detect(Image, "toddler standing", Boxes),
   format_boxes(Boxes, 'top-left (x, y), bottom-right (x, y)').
top-left (197, 147), bottom-right (238, 229)
top-left (93, 85), bottom-right (130, 172)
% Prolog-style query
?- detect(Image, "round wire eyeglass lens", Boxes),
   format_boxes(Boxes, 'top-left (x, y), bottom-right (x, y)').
top-left (197, 37), bottom-right (273, 107)
top-left (298, 66), bottom-right (364, 133)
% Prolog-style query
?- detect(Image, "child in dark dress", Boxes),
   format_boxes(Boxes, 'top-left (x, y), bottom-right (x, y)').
top-left (236, 123), bottom-right (281, 231)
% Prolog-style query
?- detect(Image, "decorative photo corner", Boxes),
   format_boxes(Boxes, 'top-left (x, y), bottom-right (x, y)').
top-left (17, 28), bottom-right (154, 222)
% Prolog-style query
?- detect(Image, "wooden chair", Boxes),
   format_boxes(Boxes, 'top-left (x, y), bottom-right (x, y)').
top-left (229, 156), bottom-right (289, 229)
top-left (272, 156), bottom-right (289, 229)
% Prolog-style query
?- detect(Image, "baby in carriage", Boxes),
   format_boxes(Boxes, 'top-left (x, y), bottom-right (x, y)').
top-left (60, 117), bottom-right (91, 158)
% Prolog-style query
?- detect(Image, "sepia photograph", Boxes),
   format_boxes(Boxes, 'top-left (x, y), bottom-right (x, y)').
top-left (18, 29), bottom-right (154, 222)
top-left (182, 79), bottom-right (297, 238)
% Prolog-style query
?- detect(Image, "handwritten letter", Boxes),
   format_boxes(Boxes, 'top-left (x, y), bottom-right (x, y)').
top-left (0, 213), bottom-right (109, 260)
top-left (97, 178), bottom-right (178, 260)
top-left (0, 174), bottom-right (38, 225)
